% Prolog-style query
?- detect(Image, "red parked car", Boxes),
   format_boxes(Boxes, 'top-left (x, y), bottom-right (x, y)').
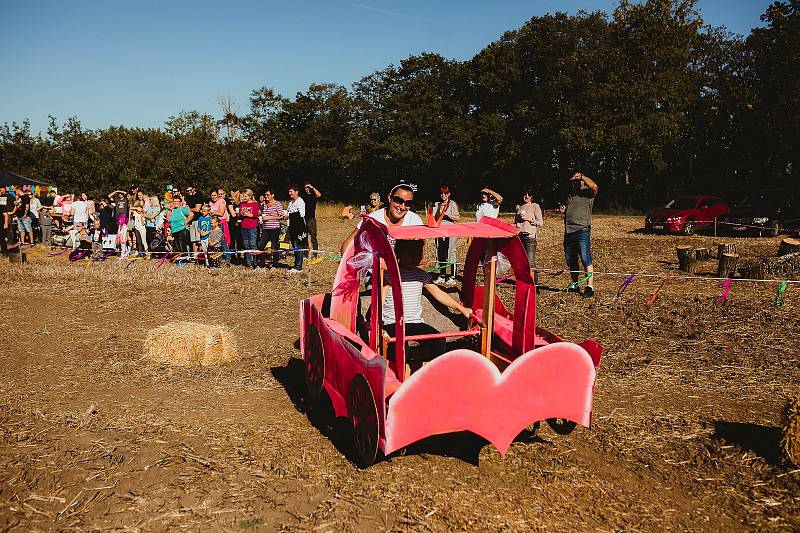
top-left (644, 195), bottom-right (729, 235)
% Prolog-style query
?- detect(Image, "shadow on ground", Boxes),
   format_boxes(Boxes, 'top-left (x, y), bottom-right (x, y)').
top-left (713, 420), bottom-right (783, 464)
top-left (271, 356), bottom-right (547, 467)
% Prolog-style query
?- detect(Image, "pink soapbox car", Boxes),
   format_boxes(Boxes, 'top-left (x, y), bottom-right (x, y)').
top-left (299, 216), bottom-right (603, 466)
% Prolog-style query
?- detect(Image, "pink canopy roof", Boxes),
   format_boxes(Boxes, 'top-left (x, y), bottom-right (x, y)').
top-left (387, 216), bottom-right (518, 240)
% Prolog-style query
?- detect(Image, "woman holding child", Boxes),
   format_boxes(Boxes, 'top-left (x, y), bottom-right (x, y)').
top-left (166, 194), bottom-right (193, 253)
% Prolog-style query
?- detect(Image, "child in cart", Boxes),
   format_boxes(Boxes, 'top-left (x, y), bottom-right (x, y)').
top-left (381, 239), bottom-right (472, 364)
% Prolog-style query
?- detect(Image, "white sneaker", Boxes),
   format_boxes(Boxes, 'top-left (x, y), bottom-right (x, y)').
top-left (288, 268), bottom-right (301, 274)
top-left (434, 276), bottom-right (447, 285)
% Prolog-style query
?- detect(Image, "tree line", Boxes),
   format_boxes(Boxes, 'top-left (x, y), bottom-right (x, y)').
top-left (1, 0), bottom-right (797, 210)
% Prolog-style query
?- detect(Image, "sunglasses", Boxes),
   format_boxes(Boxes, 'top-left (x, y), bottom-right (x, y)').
top-left (391, 195), bottom-right (413, 207)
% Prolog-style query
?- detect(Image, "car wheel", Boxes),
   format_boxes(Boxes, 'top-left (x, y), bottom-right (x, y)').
top-left (349, 374), bottom-right (379, 467)
top-left (770, 221), bottom-right (782, 237)
top-left (683, 219), bottom-right (696, 236)
top-left (304, 324), bottom-right (325, 400)
top-left (547, 418), bottom-right (577, 435)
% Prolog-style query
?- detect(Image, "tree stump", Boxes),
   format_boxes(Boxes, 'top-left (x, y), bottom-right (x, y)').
top-left (695, 247), bottom-right (711, 261)
top-left (7, 245), bottom-right (23, 264)
top-left (717, 253), bottom-right (740, 278)
top-left (677, 245), bottom-right (696, 273)
top-left (782, 396), bottom-right (800, 467)
top-left (738, 261), bottom-right (765, 280)
top-left (717, 243), bottom-right (736, 260)
top-left (777, 238), bottom-right (800, 257)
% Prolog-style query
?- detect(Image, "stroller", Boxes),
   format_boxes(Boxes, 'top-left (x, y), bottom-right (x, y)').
top-left (148, 231), bottom-right (172, 255)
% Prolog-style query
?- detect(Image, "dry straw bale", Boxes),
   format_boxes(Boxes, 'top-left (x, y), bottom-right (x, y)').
top-left (781, 396), bottom-right (800, 466)
top-left (145, 321), bottom-right (238, 367)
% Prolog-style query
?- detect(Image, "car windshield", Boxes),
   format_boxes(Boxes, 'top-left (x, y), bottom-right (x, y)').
top-left (664, 197), bottom-right (698, 210)
top-left (738, 190), bottom-right (790, 208)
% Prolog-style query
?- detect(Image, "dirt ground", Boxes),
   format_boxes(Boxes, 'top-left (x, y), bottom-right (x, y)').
top-left (1, 214), bottom-right (799, 531)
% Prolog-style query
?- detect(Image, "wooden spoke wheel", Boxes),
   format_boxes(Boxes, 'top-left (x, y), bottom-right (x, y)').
top-left (304, 324), bottom-right (325, 400)
top-left (547, 418), bottom-right (577, 435)
top-left (349, 374), bottom-right (379, 467)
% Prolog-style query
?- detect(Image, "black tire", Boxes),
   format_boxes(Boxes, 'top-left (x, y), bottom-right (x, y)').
top-left (683, 219), bottom-right (696, 236)
top-left (349, 374), bottom-right (379, 467)
top-left (547, 418), bottom-right (577, 435)
top-left (304, 324), bottom-right (324, 400)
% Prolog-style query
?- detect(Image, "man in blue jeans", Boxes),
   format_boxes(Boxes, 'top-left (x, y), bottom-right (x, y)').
top-left (564, 172), bottom-right (598, 297)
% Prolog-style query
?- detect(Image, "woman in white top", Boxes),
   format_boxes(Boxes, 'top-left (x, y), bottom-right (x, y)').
top-left (287, 184), bottom-right (307, 273)
top-left (475, 187), bottom-right (503, 221)
top-left (71, 192), bottom-right (92, 227)
top-left (131, 200), bottom-right (148, 253)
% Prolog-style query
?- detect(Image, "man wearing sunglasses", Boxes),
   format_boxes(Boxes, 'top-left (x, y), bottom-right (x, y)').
top-left (341, 183), bottom-right (423, 254)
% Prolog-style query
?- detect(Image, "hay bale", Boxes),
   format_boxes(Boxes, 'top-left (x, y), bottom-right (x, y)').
top-left (781, 396), bottom-right (800, 466)
top-left (145, 321), bottom-right (238, 366)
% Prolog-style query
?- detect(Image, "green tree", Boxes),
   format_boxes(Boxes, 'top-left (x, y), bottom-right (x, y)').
top-left (746, 0), bottom-right (800, 183)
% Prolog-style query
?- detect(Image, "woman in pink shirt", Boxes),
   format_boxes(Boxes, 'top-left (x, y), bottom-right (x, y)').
top-left (60, 193), bottom-right (74, 224)
top-left (209, 189), bottom-right (230, 245)
top-left (238, 189), bottom-right (260, 268)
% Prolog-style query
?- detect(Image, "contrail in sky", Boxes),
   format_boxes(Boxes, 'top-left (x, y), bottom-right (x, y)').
top-left (345, 2), bottom-right (426, 22)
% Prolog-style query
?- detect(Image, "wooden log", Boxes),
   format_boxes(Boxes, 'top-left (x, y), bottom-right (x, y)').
top-left (717, 253), bottom-right (740, 278)
top-left (7, 245), bottom-right (22, 264)
top-left (695, 247), bottom-right (711, 261)
top-left (677, 245), bottom-right (696, 273)
top-left (782, 396), bottom-right (800, 467)
top-left (717, 243), bottom-right (736, 260)
top-left (738, 261), bottom-right (765, 280)
top-left (777, 238), bottom-right (800, 257)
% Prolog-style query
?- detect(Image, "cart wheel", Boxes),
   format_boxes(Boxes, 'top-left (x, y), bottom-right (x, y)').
top-left (349, 374), bottom-right (379, 467)
top-left (547, 418), bottom-right (577, 435)
top-left (304, 324), bottom-right (325, 400)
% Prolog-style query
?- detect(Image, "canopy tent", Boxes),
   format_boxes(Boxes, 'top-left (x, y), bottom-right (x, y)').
top-left (0, 169), bottom-right (50, 188)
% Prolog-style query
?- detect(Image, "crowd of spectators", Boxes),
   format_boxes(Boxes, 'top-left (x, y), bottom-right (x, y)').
top-left (2, 174), bottom-right (596, 295)
top-left (0, 181), bottom-right (324, 272)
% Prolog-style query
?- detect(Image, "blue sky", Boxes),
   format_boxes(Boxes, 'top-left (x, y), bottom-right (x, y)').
top-left (1, 0), bottom-right (774, 134)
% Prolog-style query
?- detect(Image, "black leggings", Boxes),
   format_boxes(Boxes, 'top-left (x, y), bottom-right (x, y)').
top-left (146, 226), bottom-right (156, 248)
top-left (229, 220), bottom-right (243, 264)
top-left (173, 228), bottom-right (190, 253)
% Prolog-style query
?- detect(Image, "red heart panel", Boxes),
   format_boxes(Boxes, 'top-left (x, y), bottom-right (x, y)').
top-left (384, 343), bottom-right (598, 455)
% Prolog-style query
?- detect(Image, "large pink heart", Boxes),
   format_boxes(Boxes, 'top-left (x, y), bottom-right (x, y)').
top-left (384, 343), bottom-right (598, 455)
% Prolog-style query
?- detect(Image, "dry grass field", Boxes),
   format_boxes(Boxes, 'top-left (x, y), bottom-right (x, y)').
top-left (1, 214), bottom-right (799, 531)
